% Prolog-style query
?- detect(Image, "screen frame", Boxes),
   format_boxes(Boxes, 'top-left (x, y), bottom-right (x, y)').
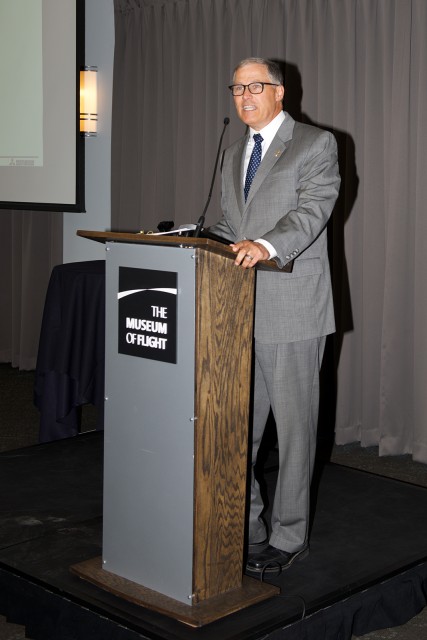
top-left (0, 0), bottom-right (85, 213)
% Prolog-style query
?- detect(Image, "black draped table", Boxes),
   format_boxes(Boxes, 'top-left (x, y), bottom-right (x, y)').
top-left (34, 260), bottom-right (106, 442)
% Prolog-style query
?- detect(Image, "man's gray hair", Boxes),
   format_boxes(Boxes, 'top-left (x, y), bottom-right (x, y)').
top-left (233, 57), bottom-right (284, 86)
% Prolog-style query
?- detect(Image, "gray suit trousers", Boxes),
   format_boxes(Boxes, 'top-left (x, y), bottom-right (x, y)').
top-left (249, 336), bottom-right (326, 553)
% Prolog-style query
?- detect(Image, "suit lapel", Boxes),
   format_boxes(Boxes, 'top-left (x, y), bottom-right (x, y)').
top-left (233, 136), bottom-right (247, 214)
top-left (243, 114), bottom-right (295, 211)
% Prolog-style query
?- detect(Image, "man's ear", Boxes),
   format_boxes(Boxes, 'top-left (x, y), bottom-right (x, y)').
top-left (276, 85), bottom-right (285, 103)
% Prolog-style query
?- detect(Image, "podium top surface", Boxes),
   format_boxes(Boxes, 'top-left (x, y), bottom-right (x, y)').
top-left (76, 230), bottom-right (292, 272)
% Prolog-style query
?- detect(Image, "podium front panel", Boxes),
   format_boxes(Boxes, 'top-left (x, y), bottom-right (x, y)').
top-left (103, 241), bottom-right (196, 604)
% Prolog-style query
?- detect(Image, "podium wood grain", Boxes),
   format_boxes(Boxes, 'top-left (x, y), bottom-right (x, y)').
top-left (71, 556), bottom-right (279, 627)
top-left (193, 248), bottom-right (254, 602)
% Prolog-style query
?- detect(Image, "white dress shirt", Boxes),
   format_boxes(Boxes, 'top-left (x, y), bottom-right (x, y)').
top-left (243, 110), bottom-right (286, 259)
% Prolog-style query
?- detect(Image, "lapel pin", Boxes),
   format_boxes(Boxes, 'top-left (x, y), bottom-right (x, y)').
top-left (274, 149), bottom-right (282, 158)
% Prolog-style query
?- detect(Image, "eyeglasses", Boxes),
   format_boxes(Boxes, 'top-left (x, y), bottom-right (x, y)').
top-left (228, 82), bottom-right (279, 96)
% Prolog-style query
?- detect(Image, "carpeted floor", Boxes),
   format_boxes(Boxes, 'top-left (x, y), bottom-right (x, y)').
top-left (0, 362), bottom-right (426, 639)
top-left (330, 443), bottom-right (427, 639)
top-left (0, 364), bottom-right (97, 640)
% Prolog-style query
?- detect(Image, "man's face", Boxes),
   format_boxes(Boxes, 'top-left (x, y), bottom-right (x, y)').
top-left (233, 63), bottom-right (284, 131)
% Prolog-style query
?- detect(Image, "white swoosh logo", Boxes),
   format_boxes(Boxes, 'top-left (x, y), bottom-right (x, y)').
top-left (118, 288), bottom-right (177, 300)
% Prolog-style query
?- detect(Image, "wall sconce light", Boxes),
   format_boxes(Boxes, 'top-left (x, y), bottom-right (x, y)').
top-left (80, 66), bottom-right (98, 137)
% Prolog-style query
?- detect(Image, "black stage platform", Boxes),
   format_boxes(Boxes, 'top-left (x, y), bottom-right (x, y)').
top-left (1, 432), bottom-right (427, 640)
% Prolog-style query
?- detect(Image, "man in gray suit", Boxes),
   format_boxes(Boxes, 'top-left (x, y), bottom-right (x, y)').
top-left (209, 57), bottom-right (340, 573)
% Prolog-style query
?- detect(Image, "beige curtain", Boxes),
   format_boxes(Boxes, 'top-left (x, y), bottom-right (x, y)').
top-left (112, 0), bottom-right (427, 462)
top-left (0, 211), bottom-right (63, 370)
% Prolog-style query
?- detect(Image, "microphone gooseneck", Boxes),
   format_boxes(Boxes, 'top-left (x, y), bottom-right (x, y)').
top-left (193, 117), bottom-right (230, 237)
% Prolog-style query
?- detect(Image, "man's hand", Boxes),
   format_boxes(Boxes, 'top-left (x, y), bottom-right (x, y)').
top-left (230, 240), bottom-right (270, 268)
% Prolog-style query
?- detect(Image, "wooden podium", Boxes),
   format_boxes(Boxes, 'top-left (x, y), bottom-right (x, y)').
top-left (71, 231), bottom-right (279, 626)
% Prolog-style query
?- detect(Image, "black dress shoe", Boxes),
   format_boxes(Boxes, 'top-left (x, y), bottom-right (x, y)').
top-left (246, 544), bottom-right (309, 574)
top-left (247, 538), bottom-right (269, 554)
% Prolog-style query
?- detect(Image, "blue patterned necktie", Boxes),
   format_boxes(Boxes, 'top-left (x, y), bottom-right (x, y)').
top-left (244, 133), bottom-right (263, 201)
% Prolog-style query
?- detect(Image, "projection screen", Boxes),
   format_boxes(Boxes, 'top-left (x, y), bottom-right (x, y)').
top-left (0, 0), bottom-right (85, 211)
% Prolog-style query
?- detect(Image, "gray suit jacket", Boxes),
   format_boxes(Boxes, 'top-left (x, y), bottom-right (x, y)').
top-left (210, 112), bottom-right (341, 344)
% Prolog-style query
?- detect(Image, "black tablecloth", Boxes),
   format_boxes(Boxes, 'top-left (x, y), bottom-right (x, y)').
top-left (34, 260), bottom-right (106, 442)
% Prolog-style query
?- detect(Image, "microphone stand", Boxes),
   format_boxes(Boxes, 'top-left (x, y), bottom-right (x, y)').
top-left (193, 117), bottom-right (230, 238)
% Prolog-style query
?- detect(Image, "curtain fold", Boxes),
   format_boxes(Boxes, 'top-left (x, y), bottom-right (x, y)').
top-left (378, 0), bottom-right (427, 462)
top-left (111, 0), bottom-right (427, 462)
top-left (0, 211), bottom-right (63, 370)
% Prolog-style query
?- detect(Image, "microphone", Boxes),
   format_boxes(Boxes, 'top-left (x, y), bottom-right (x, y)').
top-left (193, 117), bottom-right (230, 237)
